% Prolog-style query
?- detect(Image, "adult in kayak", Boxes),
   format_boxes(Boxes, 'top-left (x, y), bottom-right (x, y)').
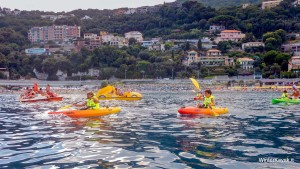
top-left (196, 89), bottom-right (215, 109)
top-left (73, 92), bottom-right (100, 110)
top-left (290, 86), bottom-right (300, 99)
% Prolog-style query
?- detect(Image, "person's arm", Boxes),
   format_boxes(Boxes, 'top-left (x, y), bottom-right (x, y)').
top-left (92, 97), bottom-right (99, 103)
top-left (208, 98), bottom-right (215, 108)
top-left (73, 101), bottom-right (86, 107)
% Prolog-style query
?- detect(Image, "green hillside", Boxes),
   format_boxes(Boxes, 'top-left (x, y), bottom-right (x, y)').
top-left (178, 0), bottom-right (262, 8)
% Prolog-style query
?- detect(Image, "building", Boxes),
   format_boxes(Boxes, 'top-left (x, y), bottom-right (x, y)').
top-left (209, 25), bottom-right (225, 33)
top-left (109, 36), bottom-right (128, 48)
top-left (288, 56), bottom-right (300, 72)
top-left (183, 50), bottom-right (200, 66)
top-left (242, 42), bottom-right (265, 50)
top-left (148, 44), bottom-right (165, 51)
top-left (101, 34), bottom-right (115, 43)
top-left (125, 8), bottom-right (137, 14)
top-left (28, 25), bottom-right (80, 43)
top-left (262, 0), bottom-right (283, 9)
top-left (0, 68), bottom-right (9, 79)
top-left (218, 30), bottom-right (245, 42)
top-left (125, 31), bottom-right (143, 42)
top-left (25, 48), bottom-right (49, 55)
top-left (282, 42), bottom-right (300, 55)
top-left (237, 58), bottom-right (254, 70)
top-left (242, 3), bottom-right (250, 8)
top-left (201, 49), bottom-right (234, 67)
top-left (84, 33), bottom-right (98, 39)
top-left (136, 6), bottom-right (148, 14)
top-left (81, 15), bottom-right (92, 20)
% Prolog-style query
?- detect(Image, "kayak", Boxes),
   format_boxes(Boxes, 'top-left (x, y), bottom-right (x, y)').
top-left (98, 96), bottom-right (142, 101)
top-left (178, 106), bottom-right (229, 116)
top-left (20, 97), bottom-right (63, 103)
top-left (96, 85), bottom-right (142, 101)
top-left (272, 98), bottom-right (300, 104)
top-left (48, 107), bottom-right (121, 118)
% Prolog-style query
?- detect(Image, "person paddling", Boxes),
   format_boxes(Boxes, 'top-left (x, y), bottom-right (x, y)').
top-left (196, 89), bottom-right (215, 109)
top-left (290, 86), bottom-right (300, 99)
top-left (73, 92), bottom-right (100, 110)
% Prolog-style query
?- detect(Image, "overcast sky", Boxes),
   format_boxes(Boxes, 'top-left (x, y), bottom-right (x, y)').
top-left (0, 0), bottom-right (176, 12)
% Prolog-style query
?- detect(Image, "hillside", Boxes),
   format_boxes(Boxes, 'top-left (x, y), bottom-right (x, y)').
top-left (178, 0), bottom-right (262, 8)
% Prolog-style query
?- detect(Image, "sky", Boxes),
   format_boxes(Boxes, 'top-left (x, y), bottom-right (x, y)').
top-left (0, 0), bottom-right (176, 12)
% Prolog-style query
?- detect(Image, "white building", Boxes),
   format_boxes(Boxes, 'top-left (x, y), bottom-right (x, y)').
top-left (183, 50), bottom-right (200, 66)
top-left (288, 56), bottom-right (300, 72)
top-left (262, 0), bottom-right (283, 9)
top-left (101, 34), bottom-right (115, 43)
top-left (125, 8), bottom-right (137, 14)
top-left (125, 31), bottom-right (143, 43)
top-left (237, 58), bottom-right (254, 70)
top-left (242, 42), bottom-right (265, 50)
top-left (84, 33), bottom-right (98, 39)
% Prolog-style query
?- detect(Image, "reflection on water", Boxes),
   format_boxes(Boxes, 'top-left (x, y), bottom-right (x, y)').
top-left (0, 91), bottom-right (299, 168)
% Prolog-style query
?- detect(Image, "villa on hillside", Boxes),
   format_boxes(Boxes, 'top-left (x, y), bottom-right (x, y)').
top-left (125, 31), bottom-right (143, 42)
top-left (215, 30), bottom-right (245, 43)
top-left (182, 49), bottom-right (234, 67)
top-left (262, 0), bottom-right (283, 9)
top-left (200, 49), bottom-right (234, 67)
top-left (281, 42), bottom-right (300, 55)
top-left (237, 58), bottom-right (254, 70)
top-left (209, 25), bottom-right (225, 33)
top-left (242, 42), bottom-right (265, 50)
top-left (182, 50), bottom-right (200, 66)
top-left (288, 56), bottom-right (300, 72)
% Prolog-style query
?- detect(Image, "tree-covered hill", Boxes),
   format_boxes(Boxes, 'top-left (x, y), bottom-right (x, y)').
top-left (0, 0), bottom-right (300, 80)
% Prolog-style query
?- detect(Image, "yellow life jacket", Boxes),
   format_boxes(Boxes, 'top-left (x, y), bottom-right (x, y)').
top-left (87, 97), bottom-right (100, 110)
top-left (281, 93), bottom-right (288, 98)
top-left (204, 95), bottom-right (215, 108)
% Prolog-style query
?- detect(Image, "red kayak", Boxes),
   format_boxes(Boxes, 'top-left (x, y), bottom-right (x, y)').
top-left (20, 97), bottom-right (63, 103)
top-left (178, 106), bottom-right (228, 116)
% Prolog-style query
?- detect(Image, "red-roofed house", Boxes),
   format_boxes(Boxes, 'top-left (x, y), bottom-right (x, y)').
top-left (237, 58), bottom-right (254, 70)
top-left (218, 30), bottom-right (245, 42)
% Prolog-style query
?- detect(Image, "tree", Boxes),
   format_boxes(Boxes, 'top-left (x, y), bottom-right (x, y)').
top-left (128, 38), bottom-right (137, 45)
top-left (197, 38), bottom-right (203, 50)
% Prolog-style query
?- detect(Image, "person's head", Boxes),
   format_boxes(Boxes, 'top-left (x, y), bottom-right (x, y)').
top-left (204, 89), bottom-right (212, 97)
top-left (39, 88), bottom-right (42, 90)
top-left (283, 90), bottom-right (287, 93)
top-left (87, 92), bottom-right (94, 98)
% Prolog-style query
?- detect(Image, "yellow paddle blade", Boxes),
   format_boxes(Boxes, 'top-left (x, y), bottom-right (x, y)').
top-left (59, 104), bottom-right (73, 110)
top-left (190, 78), bottom-right (200, 91)
top-left (95, 85), bottom-right (115, 98)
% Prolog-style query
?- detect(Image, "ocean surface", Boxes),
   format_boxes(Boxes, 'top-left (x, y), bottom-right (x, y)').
top-left (0, 91), bottom-right (299, 169)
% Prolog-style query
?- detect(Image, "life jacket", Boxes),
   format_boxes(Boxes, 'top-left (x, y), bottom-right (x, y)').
top-left (281, 93), bottom-right (288, 98)
top-left (204, 95), bottom-right (215, 108)
top-left (87, 97), bottom-right (100, 110)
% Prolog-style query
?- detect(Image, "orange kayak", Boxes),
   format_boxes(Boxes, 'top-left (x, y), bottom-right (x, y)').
top-left (48, 107), bottom-right (121, 118)
top-left (20, 97), bottom-right (63, 103)
top-left (178, 106), bottom-right (228, 116)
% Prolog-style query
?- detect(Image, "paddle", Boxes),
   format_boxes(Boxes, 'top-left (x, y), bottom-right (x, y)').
top-left (189, 78), bottom-right (218, 117)
top-left (58, 100), bottom-right (83, 110)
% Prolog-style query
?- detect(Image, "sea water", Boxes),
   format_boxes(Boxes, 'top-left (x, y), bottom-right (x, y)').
top-left (0, 91), bottom-right (299, 168)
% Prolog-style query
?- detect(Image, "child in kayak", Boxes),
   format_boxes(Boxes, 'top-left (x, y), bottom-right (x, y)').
top-left (281, 90), bottom-right (289, 99)
top-left (73, 92), bottom-right (100, 110)
top-left (196, 89), bottom-right (215, 109)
